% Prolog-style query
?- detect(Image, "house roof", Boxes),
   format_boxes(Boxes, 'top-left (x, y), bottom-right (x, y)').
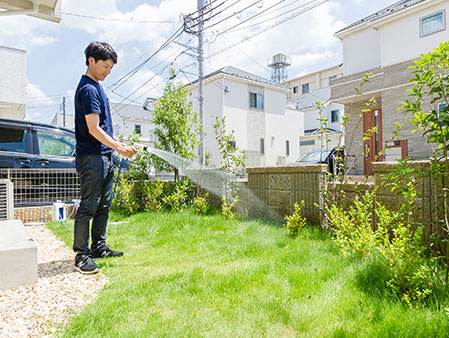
top-left (304, 128), bottom-right (341, 135)
top-left (110, 102), bottom-right (152, 120)
top-left (188, 65), bottom-right (288, 89)
top-left (335, 0), bottom-right (427, 35)
top-left (288, 87), bottom-right (331, 110)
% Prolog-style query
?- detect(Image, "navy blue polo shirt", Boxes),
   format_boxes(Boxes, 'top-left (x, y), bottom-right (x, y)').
top-left (74, 75), bottom-right (114, 156)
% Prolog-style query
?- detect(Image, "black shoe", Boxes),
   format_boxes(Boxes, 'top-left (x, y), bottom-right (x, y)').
top-left (75, 255), bottom-right (99, 274)
top-left (91, 246), bottom-right (124, 259)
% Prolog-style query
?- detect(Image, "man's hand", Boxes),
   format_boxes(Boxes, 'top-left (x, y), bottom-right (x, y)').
top-left (85, 114), bottom-right (138, 158)
top-left (116, 142), bottom-right (138, 158)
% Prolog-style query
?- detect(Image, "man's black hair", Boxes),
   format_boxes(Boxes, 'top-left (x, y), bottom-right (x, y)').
top-left (84, 41), bottom-right (118, 66)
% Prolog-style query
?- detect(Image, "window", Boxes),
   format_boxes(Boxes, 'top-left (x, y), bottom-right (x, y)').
top-left (300, 140), bottom-right (315, 146)
top-left (293, 86), bottom-right (298, 94)
top-left (36, 130), bottom-right (75, 157)
top-left (421, 10), bottom-right (445, 37)
top-left (260, 138), bottom-right (265, 154)
top-left (302, 83), bottom-right (309, 94)
top-left (329, 75), bottom-right (337, 86)
top-left (250, 93), bottom-right (264, 109)
top-left (135, 124), bottom-right (141, 134)
top-left (286, 140), bottom-right (290, 156)
top-left (331, 110), bottom-right (339, 123)
top-left (0, 127), bottom-right (28, 153)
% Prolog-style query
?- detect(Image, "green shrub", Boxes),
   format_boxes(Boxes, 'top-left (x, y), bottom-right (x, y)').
top-left (284, 201), bottom-right (307, 238)
top-left (111, 173), bottom-right (138, 215)
top-left (221, 196), bottom-right (238, 220)
top-left (162, 179), bottom-right (190, 212)
top-left (327, 190), bottom-right (377, 257)
top-left (193, 192), bottom-right (209, 214)
top-left (144, 179), bottom-right (164, 212)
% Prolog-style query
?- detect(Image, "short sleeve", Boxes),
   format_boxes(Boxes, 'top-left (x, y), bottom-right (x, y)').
top-left (78, 85), bottom-right (101, 116)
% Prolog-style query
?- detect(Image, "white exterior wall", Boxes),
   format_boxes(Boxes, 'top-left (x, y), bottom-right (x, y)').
top-left (265, 108), bottom-right (302, 165)
top-left (189, 73), bottom-right (304, 168)
top-left (340, 0), bottom-right (449, 76)
top-left (342, 28), bottom-right (380, 75)
top-left (303, 102), bottom-right (343, 132)
top-left (0, 46), bottom-right (26, 119)
top-left (380, 1), bottom-right (449, 67)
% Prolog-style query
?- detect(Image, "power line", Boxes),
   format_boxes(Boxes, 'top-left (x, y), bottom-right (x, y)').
top-left (205, 0), bottom-right (329, 62)
top-left (59, 11), bottom-right (178, 23)
top-left (185, 0), bottom-right (244, 31)
top-left (219, 0), bottom-right (321, 35)
top-left (216, 0), bottom-right (292, 36)
top-left (109, 25), bottom-right (184, 91)
top-left (202, 0), bottom-right (262, 31)
top-left (220, 34), bottom-right (267, 72)
top-left (114, 49), bottom-right (187, 106)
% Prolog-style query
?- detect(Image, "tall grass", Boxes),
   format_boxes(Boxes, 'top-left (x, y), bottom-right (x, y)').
top-left (47, 209), bottom-right (449, 337)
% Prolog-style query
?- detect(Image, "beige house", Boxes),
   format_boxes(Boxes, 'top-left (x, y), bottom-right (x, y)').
top-left (331, 0), bottom-right (449, 175)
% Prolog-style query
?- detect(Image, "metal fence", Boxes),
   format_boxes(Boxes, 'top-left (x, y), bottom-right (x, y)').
top-left (0, 169), bottom-right (80, 207)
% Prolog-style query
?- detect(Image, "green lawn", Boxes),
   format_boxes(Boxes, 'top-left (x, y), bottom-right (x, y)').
top-left (47, 209), bottom-right (449, 338)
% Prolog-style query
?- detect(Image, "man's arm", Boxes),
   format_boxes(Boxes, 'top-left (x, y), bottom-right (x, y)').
top-left (85, 113), bottom-right (137, 158)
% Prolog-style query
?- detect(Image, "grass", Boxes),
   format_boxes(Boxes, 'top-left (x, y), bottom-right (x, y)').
top-left (47, 209), bottom-right (449, 338)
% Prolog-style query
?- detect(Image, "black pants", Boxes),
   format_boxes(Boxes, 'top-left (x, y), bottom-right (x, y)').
top-left (73, 154), bottom-right (114, 256)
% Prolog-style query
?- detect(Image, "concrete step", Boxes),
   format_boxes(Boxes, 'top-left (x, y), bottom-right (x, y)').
top-left (0, 220), bottom-right (38, 291)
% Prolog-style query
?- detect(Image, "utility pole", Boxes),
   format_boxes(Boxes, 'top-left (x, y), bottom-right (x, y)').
top-left (183, 0), bottom-right (207, 166)
top-left (62, 96), bottom-right (66, 127)
top-left (197, 0), bottom-right (205, 166)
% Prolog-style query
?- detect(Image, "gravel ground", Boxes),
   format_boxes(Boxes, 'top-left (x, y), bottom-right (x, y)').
top-left (0, 224), bottom-right (108, 338)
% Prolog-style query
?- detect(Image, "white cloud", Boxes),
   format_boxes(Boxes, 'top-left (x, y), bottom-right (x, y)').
top-left (195, 0), bottom-right (346, 78)
top-left (27, 83), bottom-right (56, 105)
top-left (291, 50), bottom-right (337, 69)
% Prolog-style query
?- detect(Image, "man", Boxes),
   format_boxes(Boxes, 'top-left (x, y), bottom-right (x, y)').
top-left (74, 41), bottom-right (137, 274)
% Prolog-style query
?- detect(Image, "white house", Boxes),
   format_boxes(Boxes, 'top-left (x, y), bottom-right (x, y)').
top-left (282, 65), bottom-right (344, 155)
top-left (188, 66), bottom-right (303, 168)
top-left (110, 100), bottom-right (155, 147)
top-left (331, 0), bottom-right (449, 175)
top-left (51, 101), bottom-right (155, 146)
top-left (0, 46), bottom-right (26, 120)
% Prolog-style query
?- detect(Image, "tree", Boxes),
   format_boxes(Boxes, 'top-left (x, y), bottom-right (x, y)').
top-left (151, 67), bottom-right (201, 181)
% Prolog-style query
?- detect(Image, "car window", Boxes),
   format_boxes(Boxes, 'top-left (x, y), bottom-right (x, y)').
top-left (298, 149), bottom-right (332, 162)
top-left (0, 126), bottom-right (28, 153)
top-left (36, 130), bottom-right (76, 157)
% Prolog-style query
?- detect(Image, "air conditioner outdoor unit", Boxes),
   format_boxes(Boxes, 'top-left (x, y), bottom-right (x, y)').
top-left (0, 179), bottom-right (14, 220)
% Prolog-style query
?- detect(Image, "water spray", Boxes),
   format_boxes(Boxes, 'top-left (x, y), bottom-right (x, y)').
top-left (132, 142), bottom-right (280, 221)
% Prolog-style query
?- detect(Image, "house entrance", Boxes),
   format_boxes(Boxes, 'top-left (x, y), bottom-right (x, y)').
top-left (363, 108), bottom-right (382, 175)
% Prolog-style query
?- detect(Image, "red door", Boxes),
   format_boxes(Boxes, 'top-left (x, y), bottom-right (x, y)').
top-left (363, 109), bottom-right (382, 175)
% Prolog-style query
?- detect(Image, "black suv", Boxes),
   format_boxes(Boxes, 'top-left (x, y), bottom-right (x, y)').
top-left (0, 118), bottom-right (76, 168)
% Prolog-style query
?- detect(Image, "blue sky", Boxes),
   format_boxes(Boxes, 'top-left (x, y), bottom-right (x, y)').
top-left (0, 0), bottom-right (396, 123)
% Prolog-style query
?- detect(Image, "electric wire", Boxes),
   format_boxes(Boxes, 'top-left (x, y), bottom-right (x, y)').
top-left (201, 0), bottom-right (262, 31)
top-left (204, 0), bottom-right (328, 62)
top-left (59, 11), bottom-right (178, 23)
top-left (109, 25), bottom-right (184, 92)
top-left (218, 0), bottom-right (323, 35)
top-left (186, 0), bottom-right (244, 30)
top-left (215, 0), bottom-right (291, 36)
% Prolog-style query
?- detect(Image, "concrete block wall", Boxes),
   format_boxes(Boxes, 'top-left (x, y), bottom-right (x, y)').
top-left (373, 161), bottom-right (447, 245)
top-left (246, 164), bottom-right (327, 224)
